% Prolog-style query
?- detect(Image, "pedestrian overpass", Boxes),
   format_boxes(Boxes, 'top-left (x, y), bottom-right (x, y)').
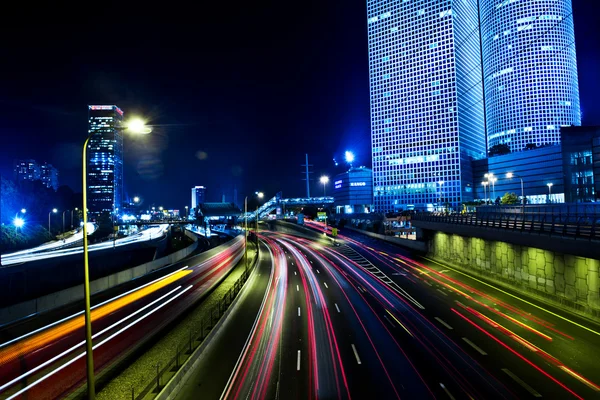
top-left (243, 192), bottom-right (333, 221)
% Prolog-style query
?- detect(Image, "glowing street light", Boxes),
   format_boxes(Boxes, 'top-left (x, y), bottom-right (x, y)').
top-left (49, 208), bottom-right (58, 233)
top-left (133, 196), bottom-right (140, 203)
top-left (506, 172), bottom-right (525, 210)
top-left (13, 217), bottom-right (24, 229)
top-left (547, 182), bottom-right (553, 203)
top-left (255, 192), bottom-right (264, 199)
top-left (320, 176), bottom-right (329, 197)
top-left (81, 116), bottom-right (151, 399)
top-left (20, 208), bottom-right (26, 214)
top-left (344, 151), bottom-right (355, 165)
top-left (159, 206), bottom-right (164, 211)
top-left (126, 118), bottom-right (152, 134)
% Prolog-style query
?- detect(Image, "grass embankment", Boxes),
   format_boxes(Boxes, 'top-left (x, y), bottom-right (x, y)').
top-left (97, 242), bottom-right (258, 400)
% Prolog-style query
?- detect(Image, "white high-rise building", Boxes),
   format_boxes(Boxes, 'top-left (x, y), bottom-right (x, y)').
top-left (191, 186), bottom-right (206, 211)
top-left (481, 0), bottom-right (580, 152)
top-left (368, 0), bottom-right (486, 212)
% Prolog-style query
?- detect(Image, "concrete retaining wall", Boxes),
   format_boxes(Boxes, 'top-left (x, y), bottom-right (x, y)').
top-left (428, 231), bottom-right (600, 318)
top-left (0, 230), bottom-right (200, 325)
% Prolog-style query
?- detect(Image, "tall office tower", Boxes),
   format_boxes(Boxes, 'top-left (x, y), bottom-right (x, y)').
top-left (14, 159), bottom-right (40, 183)
top-left (40, 163), bottom-right (59, 190)
top-left (481, 0), bottom-right (580, 152)
top-left (87, 105), bottom-right (124, 215)
top-left (368, 1), bottom-right (486, 212)
top-left (191, 186), bottom-right (207, 210)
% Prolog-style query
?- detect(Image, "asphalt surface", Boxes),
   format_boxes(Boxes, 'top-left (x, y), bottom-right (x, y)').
top-left (176, 240), bottom-right (273, 399)
top-left (184, 226), bottom-right (600, 400)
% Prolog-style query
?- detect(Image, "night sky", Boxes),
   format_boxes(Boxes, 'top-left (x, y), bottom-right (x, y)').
top-left (0, 1), bottom-right (598, 209)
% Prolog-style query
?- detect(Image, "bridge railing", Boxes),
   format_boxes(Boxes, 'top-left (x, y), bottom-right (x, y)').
top-left (411, 212), bottom-right (600, 241)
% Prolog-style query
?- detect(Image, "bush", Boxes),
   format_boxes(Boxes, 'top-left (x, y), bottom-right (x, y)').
top-left (1, 224), bottom-right (52, 253)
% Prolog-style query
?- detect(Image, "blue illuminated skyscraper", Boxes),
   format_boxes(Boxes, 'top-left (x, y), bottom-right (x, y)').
top-left (87, 105), bottom-right (124, 215)
top-left (481, 0), bottom-right (580, 152)
top-left (368, 1), bottom-right (486, 211)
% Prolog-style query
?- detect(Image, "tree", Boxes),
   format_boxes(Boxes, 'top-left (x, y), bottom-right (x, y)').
top-left (501, 192), bottom-right (519, 205)
top-left (488, 143), bottom-right (511, 157)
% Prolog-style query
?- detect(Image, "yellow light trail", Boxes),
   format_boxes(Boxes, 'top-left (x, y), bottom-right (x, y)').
top-left (0, 269), bottom-right (192, 366)
top-left (423, 257), bottom-right (600, 337)
top-left (385, 309), bottom-right (413, 337)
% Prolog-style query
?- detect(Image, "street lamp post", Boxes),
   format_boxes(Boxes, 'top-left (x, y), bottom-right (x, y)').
top-left (255, 192), bottom-right (264, 241)
top-left (482, 182), bottom-right (488, 204)
top-left (320, 176), bottom-right (329, 197)
top-left (506, 172), bottom-right (524, 211)
top-left (244, 196), bottom-right (248, 271)
top-left (71, 208), bottom-right (78, 229)
top-left (547, 183), bottom-right (553, 203)
top-left (81, 118), bottom-right (151, 400)
top-left (62, 210), bottom-right (71, 234)
top-left (185, 206), bottom-right (189, 219)
top-left (49, 208), bottom-right (57, 233)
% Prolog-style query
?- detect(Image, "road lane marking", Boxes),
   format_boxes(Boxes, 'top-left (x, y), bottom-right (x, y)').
top-left (351, 344), bottom-right (362, 364)
top-left (436, 288), bottom-right (449, 297)
top-left (297, 350), bottom-right (301, 371)
top-left (316, 269), bottom-right (320, 274)
top-left (294, 271), bottom-right (297, 275)
top-left (385, 309), bottom-right (413, 337)
top-left (439, 383), bottom-right (456, 400)
top-left (435, 317), bottom-right (453, 330)
top-left (298, 307), bottom-right (301, 317)
top-left (296, 285), bottom-right (299, 292)
top-left (323, 282), bottom-right (329, 289)
top-left (462, 337), bottom-right (487, 355)
top-left (335, 303), bottom-right (341, 313)
top-left (501, 368), bottom-right (542, 397)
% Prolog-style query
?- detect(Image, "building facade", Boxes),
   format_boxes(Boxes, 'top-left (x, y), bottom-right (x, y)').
top-left (561, 126), bottom-right (600, 202)
top-left (367, 0), bottom-right (486, 212)
top-left (472, 145), bottom-right (565, 204)
top-left (14, 159), bottom-right (40, 184)
top-left (87, 105), bottom-right (124, 215)
top-left (14, 159), bottom-right (59, 190)
top-left (333, 167), bottom-right (373, 214)
top-left (191, 186), bottom-right (207, 211)
top-left (40, 163), bottom-right (59, 190)
top-left (480, 0), bottom-right (580, 152)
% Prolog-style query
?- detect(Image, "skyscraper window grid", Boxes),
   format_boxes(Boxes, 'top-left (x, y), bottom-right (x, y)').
top-left (481, 0), bottom-right (580, 153)
top-left (368, 0), bottom-right (485, 212)
top-left (87, 105), bottom-right (124, 215)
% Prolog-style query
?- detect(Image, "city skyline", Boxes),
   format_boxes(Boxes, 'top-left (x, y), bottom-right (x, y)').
top-left (0, 1), bottom-right (598, 209)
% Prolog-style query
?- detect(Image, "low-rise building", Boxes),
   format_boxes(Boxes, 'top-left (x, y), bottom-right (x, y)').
top-left (333, 167), bottom-right (373, 214)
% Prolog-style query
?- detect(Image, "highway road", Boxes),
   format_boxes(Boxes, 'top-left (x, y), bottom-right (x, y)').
top-left (331, 227), bottom-right (600, 399)
top-left (187, 230), bottom-right (508, 399)
top-left (177, 226), bottom-right (600, 400)
top-left (1, 225), bottom-right (168, 266)
top-left (0, 235), bottom-right (244, 400)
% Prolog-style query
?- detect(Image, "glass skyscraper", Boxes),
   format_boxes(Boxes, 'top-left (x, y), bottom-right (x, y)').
top-left (368, 0), bottom-right (486, 212)
top-left (87, 105), bottom-right (124, 215)
top-left (481, 0), bottom-right (580, 152)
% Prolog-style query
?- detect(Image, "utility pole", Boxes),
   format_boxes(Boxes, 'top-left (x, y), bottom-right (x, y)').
top-left (301, 154), bottom-right (313, 198)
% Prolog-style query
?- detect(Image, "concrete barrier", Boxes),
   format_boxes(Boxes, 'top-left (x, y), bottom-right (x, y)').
top-left (0, 230), bottom-right (200, 326)
top-left (338, 226), bottom-right (427, 252)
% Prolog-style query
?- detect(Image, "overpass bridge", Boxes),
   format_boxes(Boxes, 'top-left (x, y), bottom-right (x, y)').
top-left (242, 192), bottom-right (334, 221)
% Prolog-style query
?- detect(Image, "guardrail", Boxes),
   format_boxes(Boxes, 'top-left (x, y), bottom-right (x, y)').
top-left (412, 213), bottom-right (600, 241)
top-left (131, 246), bottom-right (259, 400)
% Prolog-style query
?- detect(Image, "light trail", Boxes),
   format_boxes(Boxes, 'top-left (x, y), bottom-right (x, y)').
top-left (0, 269), bottom-right (192, 367)
top-left (6, 285), bottom-right (193, 400)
